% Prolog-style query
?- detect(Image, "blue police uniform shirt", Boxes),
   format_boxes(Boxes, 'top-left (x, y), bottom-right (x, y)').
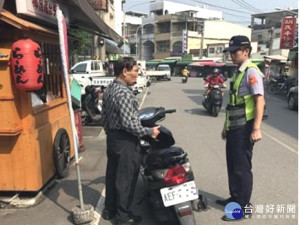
top-left (238, 59), bottom-right (265, 97)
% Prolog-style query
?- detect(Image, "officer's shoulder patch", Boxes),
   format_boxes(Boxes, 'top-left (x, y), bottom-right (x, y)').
top-left (248, 75), bottom-right (257, 86)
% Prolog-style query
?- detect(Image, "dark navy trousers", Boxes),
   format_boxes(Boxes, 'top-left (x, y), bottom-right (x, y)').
top-left (226, 120), bottom-right (254, 208)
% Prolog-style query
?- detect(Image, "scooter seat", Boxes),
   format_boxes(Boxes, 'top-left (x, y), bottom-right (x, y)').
top-left (146, 146), bottom-right (187, 169)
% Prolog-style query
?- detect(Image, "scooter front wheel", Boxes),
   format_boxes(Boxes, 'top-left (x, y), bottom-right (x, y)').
top-left (212, 106), bottom-right (220, 117)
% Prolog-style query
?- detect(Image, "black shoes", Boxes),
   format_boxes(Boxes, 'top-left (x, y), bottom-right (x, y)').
top-left (117, 215), bottom-right (142, 225)
top-left (215, 197), bottom-right (235, 206)
top-left (102, 208), bottom-right (116, 220)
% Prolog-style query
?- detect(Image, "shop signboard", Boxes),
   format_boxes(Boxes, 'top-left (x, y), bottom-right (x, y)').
top-left (16, 0), bottom-right (69, 25)
top-left (280, 17), bottom-right (296, 49)
top-left (182, 29), bottom-right (188, 54)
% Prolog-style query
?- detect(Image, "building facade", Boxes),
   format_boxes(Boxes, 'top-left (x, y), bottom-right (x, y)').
top-left (251, 9), bottom-right (298, 57)
top-left (124, 0), bottom-right (252, 60)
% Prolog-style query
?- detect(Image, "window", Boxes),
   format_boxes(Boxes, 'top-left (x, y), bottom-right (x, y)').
top-left (40, 43), bottom-right (63, 99)
top-left (257, 34), bottom-right (263, 41)
top-left (209, 48), bottom-right (215, 54)
top-left (157, 41), bottom-right (170, 52)
top-left (92, 61), bottom-right (100, 71)
top-left (73, 63), bottom-right (87, 73)
top-left (216, 47), bottom-right (223, 53)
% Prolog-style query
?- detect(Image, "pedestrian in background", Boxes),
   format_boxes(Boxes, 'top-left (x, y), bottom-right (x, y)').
top-left (101, 57), bottom-right (160, 225)
top-left (216, 35), bottom-right (265, 221)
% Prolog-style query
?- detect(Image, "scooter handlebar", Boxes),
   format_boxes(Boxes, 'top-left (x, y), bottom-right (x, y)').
top-left (164, 109), bottom-right (176, 114)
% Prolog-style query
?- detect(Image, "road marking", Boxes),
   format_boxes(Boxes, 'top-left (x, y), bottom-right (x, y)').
top-left (262, 129), bottom-right (298, 155)
top-left (95, 188), bottom-right (106, 224)
top-left (139, 87), bottom-right (149, 109)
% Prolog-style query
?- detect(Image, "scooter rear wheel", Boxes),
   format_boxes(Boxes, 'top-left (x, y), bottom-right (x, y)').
top-left (81, 111), bottom-right (90, 125)
top-left (267, 83), bottom-right (279, 95)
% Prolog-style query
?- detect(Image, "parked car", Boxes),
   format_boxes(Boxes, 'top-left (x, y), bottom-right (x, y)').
top-left (70, 60), bottom-right (105, 94)
top-left (287, 86), bottom-right (298, 110)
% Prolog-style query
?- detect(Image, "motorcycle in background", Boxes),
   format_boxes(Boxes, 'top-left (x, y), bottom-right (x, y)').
top-left (182, 76), bottom-right (188, 83)
top-left (267, 75), bottom-right (295, 95)
top-left (138, 107), bottom-right (207, 225)
top-left (202, 83), bottom-right (225, 117)
top-left (81, 85), bottom-right (103, 125)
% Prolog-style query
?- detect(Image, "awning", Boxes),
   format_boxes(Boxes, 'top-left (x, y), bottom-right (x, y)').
top-left (264, 55), bottom-right (287, 62)
top-left (176, 60), bottom-right (194, 66)
top-left (105, 38), bottom-right (130, 54)
top-left (1, 0), bottom-right (122, 44)
top-left (189, 61), bottom-right (225, 67)
top-left (64, 0), bottom-right (122, 44)
top-left (0, 9), bottom-right (58, 36)
top-left (161, 59), bottom-right (178, 63)
top-left (146, 61), bottom-right (161, 66)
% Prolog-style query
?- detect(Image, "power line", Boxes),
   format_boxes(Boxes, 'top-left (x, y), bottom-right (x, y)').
top-left (188, 0), bottom-right (253, 15)
top-left (231, 0), bottom-right (262, 13)
top-left (223, 11), bottom-right (251, 20)
top-left (238, 0), bottom-right (263, 13)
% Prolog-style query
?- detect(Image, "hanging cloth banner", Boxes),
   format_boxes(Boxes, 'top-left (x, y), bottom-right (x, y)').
top-left (56, 4), bottom-right (84, 209)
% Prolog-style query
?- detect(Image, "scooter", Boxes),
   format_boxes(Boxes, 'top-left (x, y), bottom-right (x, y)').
top-left (81, 85), bottom-right (103, 125)
top-left (138, 107), bottom-right (207, 225)
top-left (267, 75), bottom-right (295, 95)
top-left (202, 83), bottom-right (224, 117)
top-left (182, 76), bottom-right (188, 83)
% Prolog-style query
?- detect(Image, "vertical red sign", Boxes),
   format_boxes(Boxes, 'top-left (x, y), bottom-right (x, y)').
top-left (280, 17), bottom-right (296, 49)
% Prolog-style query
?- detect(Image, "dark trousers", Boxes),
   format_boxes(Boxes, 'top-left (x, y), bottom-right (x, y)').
top-left (226, 120), bottom-right (254, 208)
top-left (105, 130), bottom-right (141, 222)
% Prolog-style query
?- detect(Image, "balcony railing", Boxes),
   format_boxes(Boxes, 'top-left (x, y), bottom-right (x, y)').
top-left (172, 31), bottom-right (183, 37)
top-left (155, 33), bottom-right (171, 41)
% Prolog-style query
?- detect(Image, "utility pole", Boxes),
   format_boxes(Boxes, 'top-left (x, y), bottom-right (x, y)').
top-left (135, 26), bottom-right (142, 59)
top-left (198, 22), bottom-right (204, 59)
top-left (268, 27), bottom-right (274, 55)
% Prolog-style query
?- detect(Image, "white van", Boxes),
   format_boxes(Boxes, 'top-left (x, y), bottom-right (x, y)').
top-left (70, 60), bottom-right (105, 94)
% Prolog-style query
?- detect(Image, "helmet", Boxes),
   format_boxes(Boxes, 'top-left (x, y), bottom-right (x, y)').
top-left (212, 68), bottom-right (220, 74)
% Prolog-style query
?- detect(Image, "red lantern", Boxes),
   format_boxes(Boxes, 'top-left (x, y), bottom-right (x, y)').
top-left (10, 39), bottom-right (44, 91)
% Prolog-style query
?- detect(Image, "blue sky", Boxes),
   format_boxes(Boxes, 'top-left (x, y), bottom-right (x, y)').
top-left (124, 0), bottom-right (298, 26)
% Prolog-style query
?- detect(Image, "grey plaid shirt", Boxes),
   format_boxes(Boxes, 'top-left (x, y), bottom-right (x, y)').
top-left (101, 80), bottom-right (152, 138)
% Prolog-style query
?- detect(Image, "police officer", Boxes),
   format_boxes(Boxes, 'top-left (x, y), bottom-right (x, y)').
top-left (216, 36), bottom-right (265, 221)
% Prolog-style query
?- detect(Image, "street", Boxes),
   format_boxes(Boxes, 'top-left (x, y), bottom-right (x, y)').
top-left (0, 77), bottom-right (297, 225)
top-left (100, 77), bottom-right (297, 225)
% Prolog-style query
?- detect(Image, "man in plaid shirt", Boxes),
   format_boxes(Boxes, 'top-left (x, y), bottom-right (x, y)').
top-left (101, 57), bottom-right (160, 225)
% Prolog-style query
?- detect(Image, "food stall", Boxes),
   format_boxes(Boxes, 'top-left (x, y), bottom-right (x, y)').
top-left (0, 0), bottom-right (122, 192)
top-left (0, 9), bottom-right (75, 191)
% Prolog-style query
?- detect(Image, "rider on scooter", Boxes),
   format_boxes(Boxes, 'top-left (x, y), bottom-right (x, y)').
top-left (182, 66), bottom-right (189, 79)
top-left (204, 68), bottom-right (225, 94)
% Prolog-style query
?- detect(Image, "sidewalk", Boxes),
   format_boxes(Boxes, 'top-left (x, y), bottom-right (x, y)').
top-left (0, 125), bottom-right (107, 225)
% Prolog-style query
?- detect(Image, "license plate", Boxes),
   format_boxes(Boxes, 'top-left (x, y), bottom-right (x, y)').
top-left (160, 181), bottom-right (198, 207)
top-left (92, 78), bottom-right (113, 86)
